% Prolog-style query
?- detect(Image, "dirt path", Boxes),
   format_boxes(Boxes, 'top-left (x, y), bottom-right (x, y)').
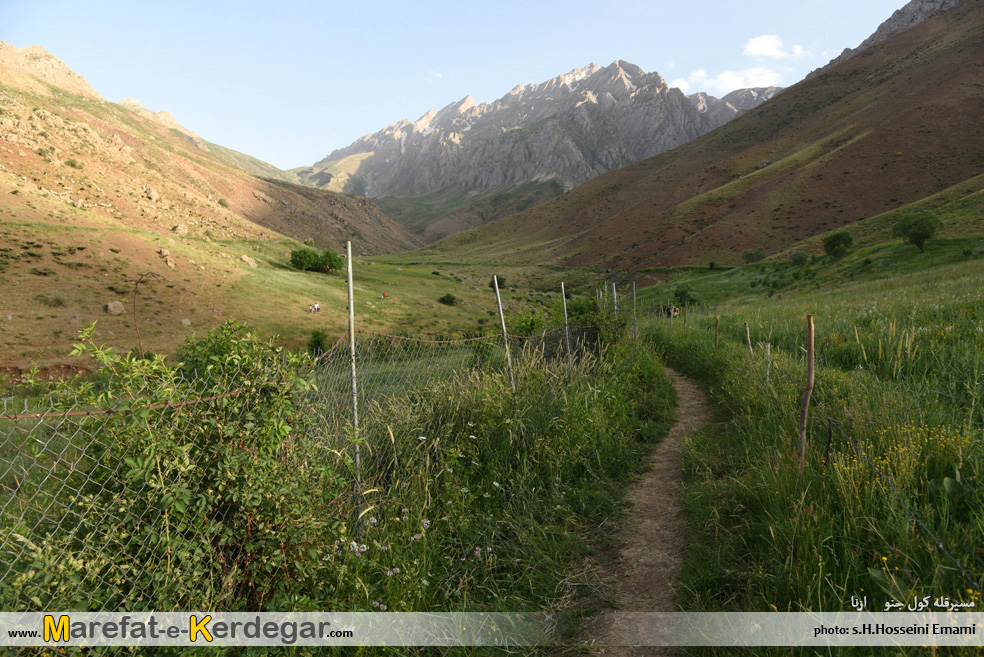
top-left (583, 368), bottom-right (714, 655)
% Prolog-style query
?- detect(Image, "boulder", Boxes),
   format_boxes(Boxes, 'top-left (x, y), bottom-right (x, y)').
top-left (240, 254), bottom-right (257, 268)
top-left (171, 224), bottom-right (188, 235)
top-left (158, 248), bottom-right (169, 257)
top-left (105, 301), bottom-right (125, 315)
top-left (181, 318), bottom-right (191, 326)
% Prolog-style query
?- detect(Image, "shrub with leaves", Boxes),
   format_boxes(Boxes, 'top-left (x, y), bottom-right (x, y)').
top-left (1, 322), bottom-right (350, 612)
top-left (892, 211), bottom-right (943, 252)
top-left (823, 230), bottom-right (853, 258)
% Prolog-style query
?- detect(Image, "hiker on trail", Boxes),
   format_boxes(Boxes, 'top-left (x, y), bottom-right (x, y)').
top-left (314, 302), bottom-right (320, 313)
top-left (309, 305), bottom-right (313, 313)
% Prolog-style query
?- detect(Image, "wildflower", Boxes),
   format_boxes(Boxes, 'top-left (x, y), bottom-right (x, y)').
top-left (411, 533), bottom-right (422, 541)
top-left (469, 435), bottom-right (477, 439)
top-left (393, 567), bottom-right (400, 573)
top-left (387, 570), bottom-right (393, 577)
top-left (422, 519), bottom-right (430, 529)
top-left (369, 517), bottom-right (378, 524)
top-left (493, 481), bottom-right (500, 488)
top-left (380, 604), bottom-right (387, 611)
top-left (461, 487), bottom-right (469, 493)
top-left (418, 436), bottom-right (427, 441)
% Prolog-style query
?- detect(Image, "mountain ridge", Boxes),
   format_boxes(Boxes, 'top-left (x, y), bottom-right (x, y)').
top-left (296, 60), bottom-right (780, 241)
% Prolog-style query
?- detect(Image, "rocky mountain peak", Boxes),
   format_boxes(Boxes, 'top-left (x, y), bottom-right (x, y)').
top-left (0, 42), bottom-right (102, 100)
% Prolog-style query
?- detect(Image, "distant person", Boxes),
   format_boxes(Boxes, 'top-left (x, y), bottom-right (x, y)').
top-left (308, 305), bottom-right (313, 313)
top-left (314, 302), bottom-right (320, 313)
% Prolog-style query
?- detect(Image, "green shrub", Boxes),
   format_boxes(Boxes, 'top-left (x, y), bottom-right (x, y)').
top-left (437, 293), bottom-right (457, 306)
top-left (823, 230), bottom-right (853, 258)
top-left (307, 329), bottom-right (330, 356)
top-left (303, 238), bottom-right (315, 247)
top-left (217, 198), bottom-right (230, 208)
top-left (789, 251), bottom-right (809, 267)
top-left (742, 247), bottom-right (766, 263)
top-left (64, 158), bottom-right (82, 169)
top-left (892, 211), bottom-right (943, 252)
top-left (488, 276), bottom-right (506, 290)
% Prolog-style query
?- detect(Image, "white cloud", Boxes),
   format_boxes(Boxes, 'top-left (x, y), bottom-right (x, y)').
top-left (671, 67), bottom-right (783, 95)
top-left (428, 70), bottom-right (443, 79)
top-left (744, 35), bottom-right (810, 59)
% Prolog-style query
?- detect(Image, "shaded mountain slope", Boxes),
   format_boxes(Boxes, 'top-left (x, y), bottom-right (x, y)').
top-left (418, 0), bottom-right (984, 269)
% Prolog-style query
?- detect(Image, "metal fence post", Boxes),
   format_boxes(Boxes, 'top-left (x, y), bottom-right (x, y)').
top-left (612, 282), bottom-right (618, 319)
top-left (493, 275), bottom-right (516, 393)
top-left (346, 241), bottom-right (363, 528)
top-left (561, 281), bottom-right (573, 366)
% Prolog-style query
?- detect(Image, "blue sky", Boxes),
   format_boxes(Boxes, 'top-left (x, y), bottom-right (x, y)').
top-left (1, 0), bottom-right (906, 170)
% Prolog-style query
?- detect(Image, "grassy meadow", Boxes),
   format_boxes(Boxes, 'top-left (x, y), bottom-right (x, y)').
top-left (637, 243), bottom-right (983, 653)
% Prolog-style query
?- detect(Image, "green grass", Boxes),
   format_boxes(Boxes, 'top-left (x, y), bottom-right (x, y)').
top-left (640, 251), bottom-right (983, 653)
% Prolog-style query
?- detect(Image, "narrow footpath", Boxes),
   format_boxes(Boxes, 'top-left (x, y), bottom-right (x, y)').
top-left (584, 368), bottom-right (714, 656)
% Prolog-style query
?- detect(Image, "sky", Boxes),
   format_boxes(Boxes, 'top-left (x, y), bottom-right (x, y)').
top-left (1, 0), bottom-right (907, 170)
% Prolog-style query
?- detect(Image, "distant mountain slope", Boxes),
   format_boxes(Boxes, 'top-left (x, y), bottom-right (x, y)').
top-left (810, 0), bottom-right (965, 75)
top-left (0, 42), bottom-right (420, 255)
top-left (297, 61), bottom-right (779, 241)
top-left (418, 0), bottom-right (984, 269)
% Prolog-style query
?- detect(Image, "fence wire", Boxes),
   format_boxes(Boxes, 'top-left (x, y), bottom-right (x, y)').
top-left (0, 321), bottom-right (602, 615)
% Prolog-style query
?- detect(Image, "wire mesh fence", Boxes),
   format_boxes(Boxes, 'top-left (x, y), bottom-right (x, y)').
top-left (0, 307), bottom-right (607, 614)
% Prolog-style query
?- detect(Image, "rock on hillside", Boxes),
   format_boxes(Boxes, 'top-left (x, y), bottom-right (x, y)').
top-left (299, 61), bottom-right (780, 238)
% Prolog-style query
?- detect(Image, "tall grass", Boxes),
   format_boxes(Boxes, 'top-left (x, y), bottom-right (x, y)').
top-left (644, 263), bottom-right (983, 654)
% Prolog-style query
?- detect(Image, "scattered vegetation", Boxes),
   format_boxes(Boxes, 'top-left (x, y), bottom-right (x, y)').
top-left (217, 197), bottom-right (230, 208)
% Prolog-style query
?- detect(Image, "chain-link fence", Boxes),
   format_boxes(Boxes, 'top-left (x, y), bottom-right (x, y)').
top-left (0, 297), bottom-right (610, 615)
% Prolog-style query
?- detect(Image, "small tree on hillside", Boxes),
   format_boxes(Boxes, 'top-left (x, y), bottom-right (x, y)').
top-left (290, 248), bottom-right (321, 271)
top-left (742, 247), bottom-right (766, 264)
top-left (488, 276), bottom-right (506, 290)
top-left (318, 250), bottom-right (343, 273)
top-left (790, 251), bottom-right (809, 267)
top-left (892, 211), bottom-right (943, 252)
top-left (822, 230), bottom-right (853, 259)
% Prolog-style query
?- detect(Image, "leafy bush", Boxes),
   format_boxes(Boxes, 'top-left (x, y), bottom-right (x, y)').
top-left (303, 238), bottom-right (315, 246)
top-left (789, 251), bottom-right (809, 267)
top-left (892, 211), bottom-right (943, 252)
top-left (217, 198), bottom-right (230, 208)
top-left (823, 230), bottom-right (853, 258)
top-left (488, 276), bottom-right (506, 290)
top-left (290, 248), bottom-right (343, 273)
top-left (437, 293), bottom-right (457, 306)
top-left (307, 328), bottom-right (331, 356)
top-left (742, 247), bottom-right (766, 264)
top-left (64, 158), bottom-right (82, 169)
top-left (673, 285), bottom-right (700, 307)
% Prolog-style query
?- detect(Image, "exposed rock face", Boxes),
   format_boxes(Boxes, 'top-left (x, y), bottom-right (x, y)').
top-left (809, 0), bottom-right (965, 75)
top-left (0, 43), bottom-right (101, 100)
top-left (240, 254), bottom-right (257, 268)
top-left (299, 61), bottom-right (780, 228)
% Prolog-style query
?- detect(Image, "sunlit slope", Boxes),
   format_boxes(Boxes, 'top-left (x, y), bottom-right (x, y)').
top-left (418, 1), bottom-right (984, 269)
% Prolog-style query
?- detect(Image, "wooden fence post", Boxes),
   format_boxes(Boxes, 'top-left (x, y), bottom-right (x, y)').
top-left (493, 275), bottom-right (516, 393)
top-left (745, 322), bottom-right (753, 357)
top-left (798, 314), bottom-right (815, 473)
top-left (715, 316), bottom-right (719, 352)
top-left (765, 342), bottom-right (772, 384)
top-left (561, 281), bottom-right (572, 367)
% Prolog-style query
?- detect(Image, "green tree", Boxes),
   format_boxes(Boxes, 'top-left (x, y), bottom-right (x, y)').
top-left (437, 293), bottom-right (457, 306)
top-left (317, 249), bottom-right (343, 273)
top-left (290, 248), bottom-right (321, 271)
top-left (822, 230), bottom-right (853, 258)
top-left (742, 247), bottom-right (766, 264)
top-left (673, 286), bottom-right (700, 307)
top-left (892, 211), bottom-right (943, 252)
top-left (489, 276), bottom-right (506, 290)
top-left (789, 251), bottom-right (809, 267)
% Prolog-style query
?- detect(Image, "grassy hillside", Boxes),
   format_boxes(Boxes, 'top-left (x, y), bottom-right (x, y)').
top-left (413, 1), bottom-right (984, 270)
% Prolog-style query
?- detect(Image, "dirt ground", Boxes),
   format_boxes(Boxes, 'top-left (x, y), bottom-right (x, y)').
top-left (582, 368), bottom-right (714, 656)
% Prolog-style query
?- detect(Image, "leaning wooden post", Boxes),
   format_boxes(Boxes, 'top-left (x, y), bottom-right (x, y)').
top-left (632, 281), bottom-right (638, 342)
top-left (765, 342), bottom-right (772, 384)
top-left (612, 282), bottom-right (619, 319)
top-left (798, 314), bottom-right (816, 474)
top-left (561, 281), bottom-right (573, 366)
top-left (745, 322), bottom-right (753, 357)
top-left (346, 241), bottom-right (363, 528)
top-left (715, 316), bottom-right (720, 352)
top-left (494, 275), bottom-right (516, 393)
